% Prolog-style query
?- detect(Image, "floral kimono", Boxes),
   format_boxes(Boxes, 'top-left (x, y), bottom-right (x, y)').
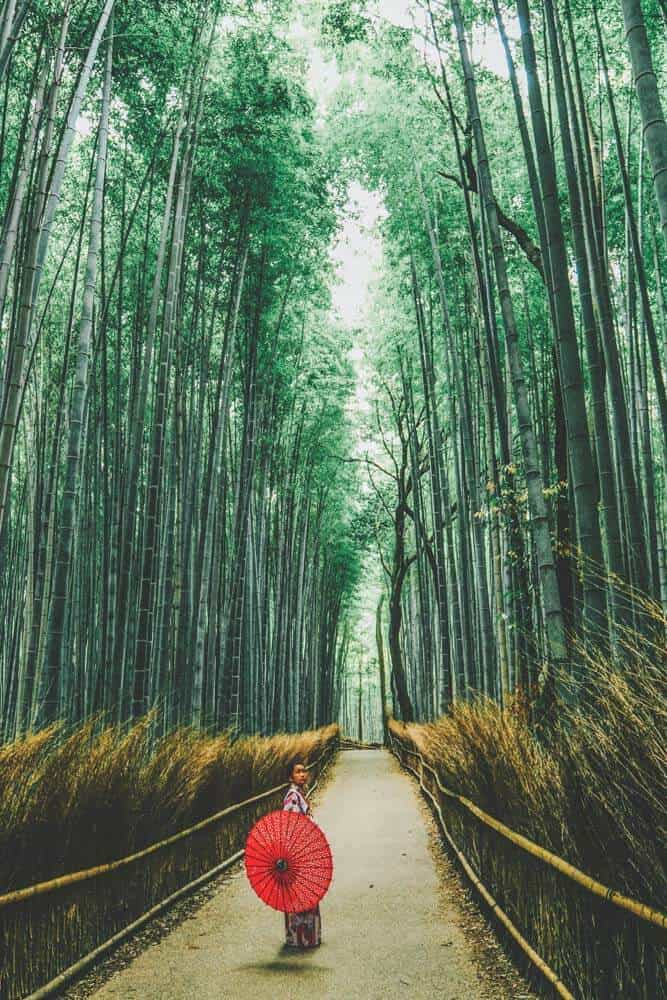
top-left (282, 783), bottom-right (322, 948)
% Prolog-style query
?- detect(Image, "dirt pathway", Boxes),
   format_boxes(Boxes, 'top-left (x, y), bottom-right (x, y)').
top-left (86, 750), bottom-right (535, 1000)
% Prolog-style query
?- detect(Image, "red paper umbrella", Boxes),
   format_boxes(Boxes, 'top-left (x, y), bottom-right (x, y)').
top-left (244, 810), bottom-right (333, 913)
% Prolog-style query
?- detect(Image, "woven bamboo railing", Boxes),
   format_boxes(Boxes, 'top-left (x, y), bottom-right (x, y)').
top-left (0, 737), bottom-right (338, 1000)
top-left (389, 728), bottom-right (666, 999)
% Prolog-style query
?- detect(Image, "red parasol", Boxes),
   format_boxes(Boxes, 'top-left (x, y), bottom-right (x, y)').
top-left (244, 809), bottom-right (333, 913)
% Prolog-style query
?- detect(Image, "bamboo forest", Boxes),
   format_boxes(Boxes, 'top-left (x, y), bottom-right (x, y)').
top-left (0, 1), bottom-right (665, 999)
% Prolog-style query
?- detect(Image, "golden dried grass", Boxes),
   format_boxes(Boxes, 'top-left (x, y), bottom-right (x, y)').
top-left (0, 718), bottom-right (338, 894)
top-left (0, 719), bottom-right (338, 999)
top-left (391, 622), bottom-right (666, 998)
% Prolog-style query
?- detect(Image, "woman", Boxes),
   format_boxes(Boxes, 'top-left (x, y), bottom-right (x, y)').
top-left (282, 758), bottom-right (322, 949)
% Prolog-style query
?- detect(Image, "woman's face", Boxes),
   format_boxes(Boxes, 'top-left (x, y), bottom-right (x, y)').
top-left (291, 763), bottom-right (308, 787)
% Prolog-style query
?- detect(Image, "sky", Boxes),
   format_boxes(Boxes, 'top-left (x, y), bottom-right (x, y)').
top-left (330, 182), bottom-right (385, 328)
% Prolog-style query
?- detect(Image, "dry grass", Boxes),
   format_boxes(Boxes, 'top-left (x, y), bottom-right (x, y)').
top-left (391, 630), bottom-right (666, 998)
top-left (0, 718), bottom-right (338, 1000)
top-left (0, 717), bottom-right (338, 893)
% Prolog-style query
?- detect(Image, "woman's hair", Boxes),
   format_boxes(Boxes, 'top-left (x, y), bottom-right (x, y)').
top-left (288, 756), bottom-right (306, 778)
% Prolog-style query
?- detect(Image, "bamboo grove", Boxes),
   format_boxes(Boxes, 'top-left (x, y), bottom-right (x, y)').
top-left (0, 1), bottom-right (361, 739)
top-left (0, 0), bottom-right (666, 743)
top-left (330, 0), bottom-right (667, 723)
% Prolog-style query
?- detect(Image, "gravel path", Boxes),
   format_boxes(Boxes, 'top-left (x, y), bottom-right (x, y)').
top-left (68, 750), bottom-right (536, 1000)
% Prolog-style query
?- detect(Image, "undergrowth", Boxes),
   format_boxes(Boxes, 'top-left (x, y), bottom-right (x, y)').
top-left (0, 718), bottom-right (338, 892)
top-left (391, 625), bottom-right (666, 999)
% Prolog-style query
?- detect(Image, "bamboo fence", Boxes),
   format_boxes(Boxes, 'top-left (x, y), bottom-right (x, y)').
top-left (0, 737), bottom-right (339, 1000)
top-left (389, 729), bottom-right (666, 1000)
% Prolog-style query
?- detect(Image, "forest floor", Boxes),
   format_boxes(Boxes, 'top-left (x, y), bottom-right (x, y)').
top-left (64, 750), bottom-right (537, 1000)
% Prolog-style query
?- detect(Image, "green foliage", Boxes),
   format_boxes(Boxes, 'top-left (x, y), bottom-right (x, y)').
top-left (321, 0), bottom-right (370, 49)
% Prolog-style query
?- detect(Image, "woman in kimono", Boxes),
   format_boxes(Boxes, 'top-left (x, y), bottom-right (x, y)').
top-left (282, 759), bottom-right (322, 949)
